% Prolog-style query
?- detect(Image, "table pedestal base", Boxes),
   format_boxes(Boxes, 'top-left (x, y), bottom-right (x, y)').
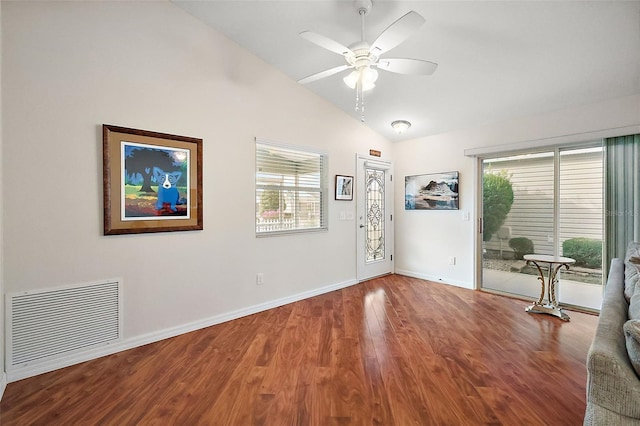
top-left (525, 303), bottom-right (570, 321)
top-left (523, 255), bottom-right (575, 322)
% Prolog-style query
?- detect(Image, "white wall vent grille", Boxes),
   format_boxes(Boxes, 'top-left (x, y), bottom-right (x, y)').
top-left (7, 279), bottom-right (122, 368)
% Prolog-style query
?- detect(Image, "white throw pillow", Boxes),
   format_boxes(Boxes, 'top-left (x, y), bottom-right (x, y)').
top-left (625, 254), bottom-right (640, 302)
top-left (630, 279), bottom-right (640, 321)
top-left (624, 319), bottom-right (640, 378)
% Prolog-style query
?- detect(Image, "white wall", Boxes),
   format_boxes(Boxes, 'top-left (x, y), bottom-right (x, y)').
top-left (1, 1), bottom-right (391, 378)
top-left (0, 0), bottom-right (6, 398)
top-left (3, 0), bottom-right (639, 383)
top-left (394, 94), bottom-right (640, 288)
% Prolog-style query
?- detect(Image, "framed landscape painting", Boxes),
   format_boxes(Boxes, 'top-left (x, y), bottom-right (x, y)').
top-left (103, 124), bottom-right (203, 235)
top-left (405, 171), bottom-right (459, 210)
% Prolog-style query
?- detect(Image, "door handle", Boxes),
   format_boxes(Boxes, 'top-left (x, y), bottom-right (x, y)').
top-left (359, 224), bottom-right (365, 228)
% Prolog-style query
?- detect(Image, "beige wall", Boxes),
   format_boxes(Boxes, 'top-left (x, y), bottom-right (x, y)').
top-left (2, 0), bottom-right (639, 383)
top-left (394, 95), bottom-right (640, 287)
top-left (1, 1), bottom-right (391, 379)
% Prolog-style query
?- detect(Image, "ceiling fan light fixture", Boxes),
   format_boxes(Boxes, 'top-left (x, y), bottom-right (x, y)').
top-left (391, 120), bottom-right (411, 134)
top-left (299, 5), bottom-right (435, 124)
top-left (361, 66), bottom-right (378, 90)
top-left (361, 80), bottom-right (376, 91)
top-left (343, 70), bottom-right (359, 89)
top-left (343, 67), bottom-right (378, 91)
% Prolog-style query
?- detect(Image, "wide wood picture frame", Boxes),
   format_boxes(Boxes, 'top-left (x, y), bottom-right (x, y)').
top-left (103, 124), bottom-right (203, 235)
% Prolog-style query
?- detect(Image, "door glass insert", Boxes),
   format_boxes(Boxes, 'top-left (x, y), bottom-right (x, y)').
top-left (365, 168), bottom-right (385, 262)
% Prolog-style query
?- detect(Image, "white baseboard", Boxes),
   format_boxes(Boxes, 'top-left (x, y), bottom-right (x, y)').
top-left (395, 269), bottom-right (473, 289)
top-left (6, 278), bottom-right (358, 383)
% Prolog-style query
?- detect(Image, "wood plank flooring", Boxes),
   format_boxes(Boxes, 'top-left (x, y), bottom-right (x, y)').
top-left (0, 274), bottom-right (598, 425)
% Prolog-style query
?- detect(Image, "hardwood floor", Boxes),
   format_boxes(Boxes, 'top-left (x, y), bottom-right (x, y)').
top-left (0, 274), bottom-right (598, 425)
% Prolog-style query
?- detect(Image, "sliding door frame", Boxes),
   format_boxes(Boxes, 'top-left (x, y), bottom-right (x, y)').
top-left (475, 141), bottom-right (605, 308)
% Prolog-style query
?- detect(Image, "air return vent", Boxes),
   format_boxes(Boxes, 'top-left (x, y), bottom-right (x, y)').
top-left (7, 279), bottom-right (122, 368)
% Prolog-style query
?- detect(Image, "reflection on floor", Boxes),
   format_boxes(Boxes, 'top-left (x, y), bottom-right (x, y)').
top-left (483, 268), bottom-right (603, 311)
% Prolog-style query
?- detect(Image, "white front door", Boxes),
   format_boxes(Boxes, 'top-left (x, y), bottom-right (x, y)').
top-left (356, 155), bottom-right (394, 281)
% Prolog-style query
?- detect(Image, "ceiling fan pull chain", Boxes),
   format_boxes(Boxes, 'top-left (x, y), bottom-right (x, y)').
top-left (357, 80), bottom-right (365, 122)
top-left (360, 7), bottom-right (366, 41)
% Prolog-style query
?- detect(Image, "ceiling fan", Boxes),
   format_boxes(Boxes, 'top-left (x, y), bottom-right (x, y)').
top-left (298, 0), bottom-right (438, 121)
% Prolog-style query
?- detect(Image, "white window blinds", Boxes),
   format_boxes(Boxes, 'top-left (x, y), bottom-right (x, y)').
top-left (255, 139), bottom-right (328, 235)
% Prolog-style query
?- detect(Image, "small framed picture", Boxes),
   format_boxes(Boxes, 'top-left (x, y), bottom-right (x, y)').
top-left (335, 175), bottom-right (354, 201)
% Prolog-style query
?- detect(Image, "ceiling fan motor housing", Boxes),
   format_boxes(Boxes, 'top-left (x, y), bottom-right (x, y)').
top-left (348, 42), bottom-right (375, 68)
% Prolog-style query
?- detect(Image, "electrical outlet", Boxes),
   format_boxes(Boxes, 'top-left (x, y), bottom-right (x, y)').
top-left (256, 273), bottom-right (264, 286)
top-left (449, 256), bottom-right (456, 265)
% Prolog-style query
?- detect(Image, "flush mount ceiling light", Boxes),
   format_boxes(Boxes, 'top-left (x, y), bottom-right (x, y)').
top-left (391, 120), bottom-right (411, 134)
top-left (297, 0), bottom-right (438, 122)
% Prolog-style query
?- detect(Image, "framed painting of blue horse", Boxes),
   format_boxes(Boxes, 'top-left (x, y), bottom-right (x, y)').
top-left (103, 125), bottom-right (203, 235)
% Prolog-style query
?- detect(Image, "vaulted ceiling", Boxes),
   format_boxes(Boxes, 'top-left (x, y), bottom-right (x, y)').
top-left (173, 1), bottom-right (640, 142)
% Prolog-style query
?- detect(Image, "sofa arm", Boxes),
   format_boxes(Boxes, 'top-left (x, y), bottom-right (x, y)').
top-left (586, 259), bottom-right (640, 418)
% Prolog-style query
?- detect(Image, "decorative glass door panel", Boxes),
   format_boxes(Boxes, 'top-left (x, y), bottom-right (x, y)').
top-left (365, 168), bottom-right (385, 262)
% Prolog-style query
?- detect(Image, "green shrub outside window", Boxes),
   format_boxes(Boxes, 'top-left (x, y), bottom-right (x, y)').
top-left (562, 238), bottom-right (602, 269)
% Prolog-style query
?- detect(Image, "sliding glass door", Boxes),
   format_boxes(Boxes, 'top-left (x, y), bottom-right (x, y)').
top-left (480, 145), bottom-right (603, 311)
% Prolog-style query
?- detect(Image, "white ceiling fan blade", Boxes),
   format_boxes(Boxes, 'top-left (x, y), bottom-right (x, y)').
top-left (299, 31), bottom-right (354, 57)
top-left (376, 58), bottom-right (438, 75)
top-left (369, 11), bottom-right (425, 57)
top-left (298, 65), bottom-right (352, 84)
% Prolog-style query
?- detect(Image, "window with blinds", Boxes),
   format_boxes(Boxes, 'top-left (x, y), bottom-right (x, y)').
top-left (255, 139), bottom-right (328, 235)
